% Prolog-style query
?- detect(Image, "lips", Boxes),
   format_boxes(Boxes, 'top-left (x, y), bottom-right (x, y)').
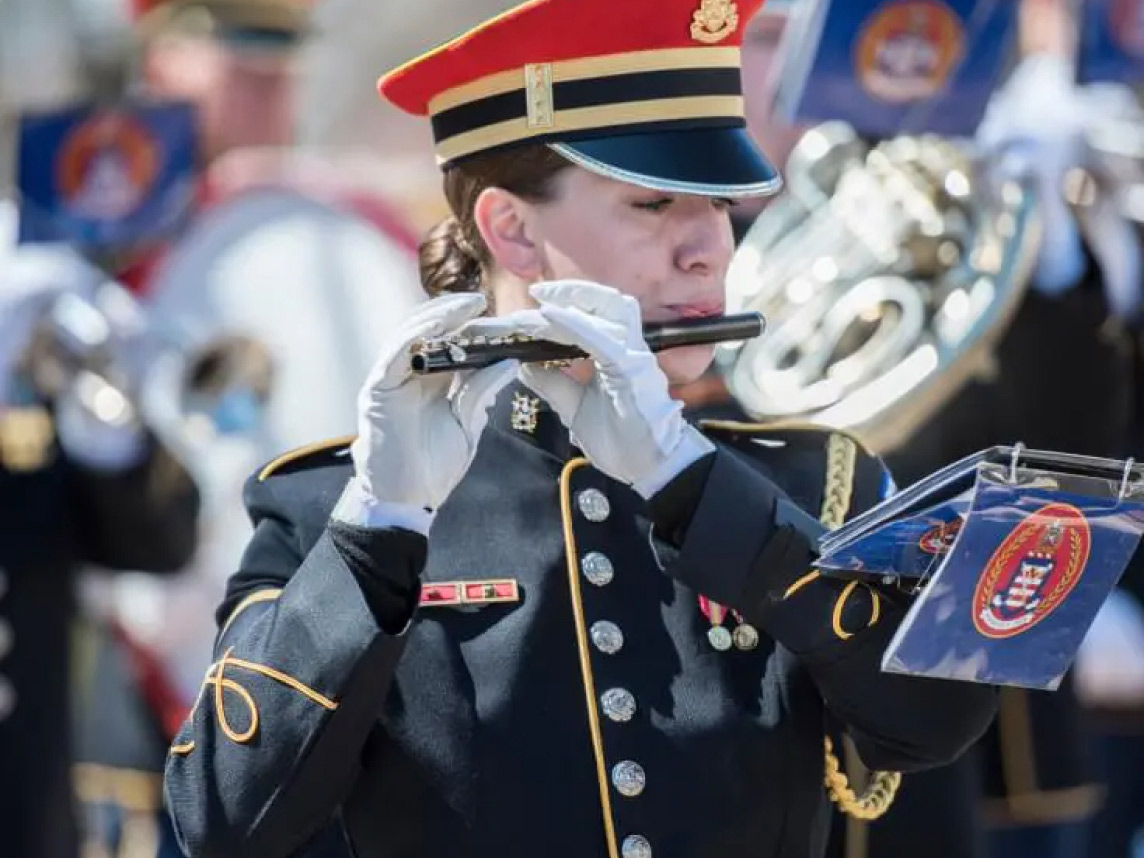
top-left (666, 301), bottom-right (725, 319)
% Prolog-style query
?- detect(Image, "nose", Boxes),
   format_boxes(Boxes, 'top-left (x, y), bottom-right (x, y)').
top-left (674, 203), bottom-right (734, 279)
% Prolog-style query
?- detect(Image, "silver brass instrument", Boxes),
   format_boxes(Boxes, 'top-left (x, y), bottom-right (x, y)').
top-left (21, 278), bottom-right (274, 446)
top-left (719, 121), bottom-right (1042, 454)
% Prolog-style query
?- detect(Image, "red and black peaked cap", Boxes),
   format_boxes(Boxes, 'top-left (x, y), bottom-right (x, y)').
top-left (378, 0), bottom-right (781, 198)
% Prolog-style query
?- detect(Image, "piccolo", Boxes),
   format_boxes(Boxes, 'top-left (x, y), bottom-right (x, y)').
top-left (409, 311), bottom-right (765, 374)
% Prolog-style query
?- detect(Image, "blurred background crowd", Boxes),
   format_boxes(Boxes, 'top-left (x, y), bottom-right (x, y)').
top-left (2, 0), bottom-right (1144, 856)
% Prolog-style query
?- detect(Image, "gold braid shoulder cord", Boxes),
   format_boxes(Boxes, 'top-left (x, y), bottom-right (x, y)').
top-left (819, 433), bottom-right (902, 821)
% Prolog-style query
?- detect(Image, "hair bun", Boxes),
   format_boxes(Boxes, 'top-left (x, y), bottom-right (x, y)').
top-left (418, 215), bottom-right (483, 298)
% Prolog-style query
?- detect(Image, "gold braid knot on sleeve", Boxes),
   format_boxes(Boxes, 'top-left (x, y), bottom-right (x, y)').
top-left (818, 433), bottom-right (902, 821)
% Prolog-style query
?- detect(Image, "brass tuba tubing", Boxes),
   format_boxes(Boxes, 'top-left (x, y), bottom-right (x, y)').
top-left (410, 312), bottom-right (766, 374)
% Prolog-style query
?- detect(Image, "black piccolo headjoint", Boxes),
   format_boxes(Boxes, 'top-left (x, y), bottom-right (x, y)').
top-left (409, 311), bottom-right (765, 374)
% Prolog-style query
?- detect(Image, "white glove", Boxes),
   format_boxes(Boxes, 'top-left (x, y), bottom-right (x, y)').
top-left (334, 292), bottom-right (528, 534)
top-left (519, 281), bottom-right (714, 498)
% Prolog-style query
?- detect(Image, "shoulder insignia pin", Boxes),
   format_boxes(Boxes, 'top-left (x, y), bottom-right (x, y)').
top-left (511, 392), bottom-right (541, 435)
top-left (691, 0), bottom-right (739, 43)
top-left (524, 63), bottom-right (555, 129)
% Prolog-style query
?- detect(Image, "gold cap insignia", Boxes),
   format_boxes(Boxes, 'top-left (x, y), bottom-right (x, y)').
top-left (691, 0), bottom-right (739, 44)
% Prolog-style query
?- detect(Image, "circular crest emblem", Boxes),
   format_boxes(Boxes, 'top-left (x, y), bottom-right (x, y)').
top-left (971, 503), bottom-right (1091, 640)
top-left (56, 111), bottom-right (160, 221)
top-left (855, 0), bottom-right (964, 103)
top-left (1109, 0), bottom-right (1144, 58)
top-left (919, 517), bottom-right (962, 555)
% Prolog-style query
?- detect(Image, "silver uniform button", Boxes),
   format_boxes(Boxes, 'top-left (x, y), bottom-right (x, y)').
top-left (577, 489), bottom-right (611, 522)
top-left (0, 620), bottom-right (11, 660)
top-left (612, 760), bottom-right (646, 797)
top-left (622, 835), bottom-right (653, 858)
top-left (600, 688), bottom-right (637, 723)
top-left (590, 620), bottom-right (624, 655)
top-left (0, 676), bottom-right (15, 721)
top-left (581, 552), bottom-right (615, 587)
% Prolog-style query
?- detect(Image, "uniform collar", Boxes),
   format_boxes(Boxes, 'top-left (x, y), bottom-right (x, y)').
top-left (488, 381), bottom-right (574, 462)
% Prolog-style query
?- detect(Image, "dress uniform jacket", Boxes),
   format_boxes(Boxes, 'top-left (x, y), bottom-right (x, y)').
top-left (0, 407), bottom-right (200, 858)
top-left (164, 384), bottom-right (997, 858)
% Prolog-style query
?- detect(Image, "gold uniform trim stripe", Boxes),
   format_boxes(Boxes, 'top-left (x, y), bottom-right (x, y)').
top-left (168, 647), bottom-right (339, 757)
top-left (435, 95), bottom-right (745, 164)
top-left (219, 588), bottom-right (283, 640)
top-left (427, 46), bottom-right (742, 114)
top-left (784, 570), bottom-right (820, 599)
top-left (698, 419), bottom-right (877, 456)
top-left (258, 435), bottom-right (355, 482)
top-left (559, 458), bottom-right (620, 858)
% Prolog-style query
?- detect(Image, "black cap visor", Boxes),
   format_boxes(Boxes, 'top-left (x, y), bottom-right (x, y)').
top-left (549, 125), bottom-right (781, 198)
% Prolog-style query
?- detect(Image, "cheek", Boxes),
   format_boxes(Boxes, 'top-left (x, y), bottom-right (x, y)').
top-left (540, 213), bottom-right (661, 300)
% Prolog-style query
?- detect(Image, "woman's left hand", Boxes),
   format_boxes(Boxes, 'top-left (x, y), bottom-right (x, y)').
top-left (519, 280), bottom-right (714, 497)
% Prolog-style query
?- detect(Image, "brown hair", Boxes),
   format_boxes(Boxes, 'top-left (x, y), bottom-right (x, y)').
top-left (418, 145), bottom-right (571, 301)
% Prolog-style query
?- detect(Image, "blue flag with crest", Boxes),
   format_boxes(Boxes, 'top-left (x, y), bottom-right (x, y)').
top-left (818, 448), bottom-right (1144, 690)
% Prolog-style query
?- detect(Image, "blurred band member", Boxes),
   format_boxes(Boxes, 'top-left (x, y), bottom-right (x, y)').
top-left (0, 244), bottom-right (200, 858)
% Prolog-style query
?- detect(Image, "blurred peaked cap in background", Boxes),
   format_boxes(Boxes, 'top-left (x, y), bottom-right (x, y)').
top-left (132, 0), bottom-right (312, 45)
top-left (373, 0), bottom-right (783, 198)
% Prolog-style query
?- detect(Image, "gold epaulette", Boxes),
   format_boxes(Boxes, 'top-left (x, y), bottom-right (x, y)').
top-left (257, 435), bottom-right (355, 482)
top-left (698, 418), bottom-right (876, 457)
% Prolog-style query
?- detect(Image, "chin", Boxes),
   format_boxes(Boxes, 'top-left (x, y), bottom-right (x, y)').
top-left (657, 344), bottom-right (716, 387)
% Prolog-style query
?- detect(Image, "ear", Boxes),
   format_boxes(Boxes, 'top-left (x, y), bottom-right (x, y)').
top-left (472, 187), bottom-right (543, 281)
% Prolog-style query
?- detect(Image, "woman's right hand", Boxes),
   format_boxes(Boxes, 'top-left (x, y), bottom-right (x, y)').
top-left (333, 293), bottom-right (530, 532)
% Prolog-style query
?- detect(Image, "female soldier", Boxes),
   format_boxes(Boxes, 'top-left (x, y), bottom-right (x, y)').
top-left (162, 1), bottom-right (997, 856)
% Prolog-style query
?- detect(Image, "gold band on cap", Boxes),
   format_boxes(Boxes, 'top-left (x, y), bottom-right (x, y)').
top-left (434, 93), bottom-right (745, 164)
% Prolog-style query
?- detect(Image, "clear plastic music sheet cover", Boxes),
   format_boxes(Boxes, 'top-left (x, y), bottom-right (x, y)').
top-left (816, 448), bottom-right (990, 580)
top-left (840, 453), bottom-right (1144, 690)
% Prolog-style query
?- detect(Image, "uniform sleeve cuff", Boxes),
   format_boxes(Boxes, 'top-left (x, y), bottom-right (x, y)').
top-left (633, 426), bottom-right (716, 499)
top-left (331, 476), bottom-right (436, 535)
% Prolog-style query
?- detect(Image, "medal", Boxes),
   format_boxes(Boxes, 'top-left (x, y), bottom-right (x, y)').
top-left (732, 622), bottom-right (759, 651)
top-left (707, 625), bottom-right (733, 651)
top-left (699, 595), bottom-right (733, 651)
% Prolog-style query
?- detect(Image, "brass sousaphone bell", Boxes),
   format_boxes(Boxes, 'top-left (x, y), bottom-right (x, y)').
top-left (718, 121), bottom-right (1042, 454)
